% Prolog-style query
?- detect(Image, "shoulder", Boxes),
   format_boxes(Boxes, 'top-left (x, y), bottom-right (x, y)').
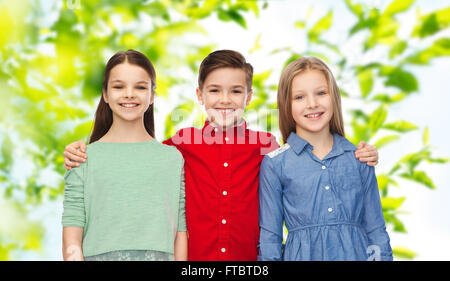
top-left (64, 162), bottom-right (86, 183)
top-left (163, 126), bottom-right (201, 147)
top-left (267, 143), bottom-right (291, 159)
top-left (335, 134), bottom-right (357, 152)
top-left (157, 141), bottom-right (183, 158)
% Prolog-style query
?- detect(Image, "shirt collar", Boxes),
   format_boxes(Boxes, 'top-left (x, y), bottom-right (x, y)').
top-left (202, 120), bottom-right (248, 136)
top-left (287, 131), bottom-right (356, 157)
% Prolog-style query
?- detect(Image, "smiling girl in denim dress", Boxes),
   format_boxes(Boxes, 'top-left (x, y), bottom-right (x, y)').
top-left (257, 57), bottom-right (393, 261)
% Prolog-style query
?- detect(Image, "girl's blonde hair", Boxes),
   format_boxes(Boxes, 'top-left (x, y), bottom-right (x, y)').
top-left (277, 57), bottom-right (345, 143)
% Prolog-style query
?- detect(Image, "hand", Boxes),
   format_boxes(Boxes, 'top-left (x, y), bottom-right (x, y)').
top-left (355, 141), bottom-right (379, 167)
top-left (65, 245), bottom-right (84, 261)
top-left (63, 140), bottom-right (87, 170)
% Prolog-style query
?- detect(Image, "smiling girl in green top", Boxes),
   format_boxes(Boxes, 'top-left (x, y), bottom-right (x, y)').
top-left (62, 50), bottom-right (188, 261)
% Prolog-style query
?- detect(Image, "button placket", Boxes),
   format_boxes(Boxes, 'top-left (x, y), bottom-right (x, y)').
top-left (219, 137), bottom-right (232, 258)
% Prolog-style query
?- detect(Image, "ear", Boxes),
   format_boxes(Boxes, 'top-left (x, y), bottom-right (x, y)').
top-left (196, 87), bottom-right (204, 105)
top-left (245, 89), bottom-right (253, 106)
top-left (150, 91), bottom-right (155, 105)
top-left (102, 89), bottom-right (108, 103)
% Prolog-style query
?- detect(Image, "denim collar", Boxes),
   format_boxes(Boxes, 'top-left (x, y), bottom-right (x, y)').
top-left (287, 131), bottom-right (356, 159)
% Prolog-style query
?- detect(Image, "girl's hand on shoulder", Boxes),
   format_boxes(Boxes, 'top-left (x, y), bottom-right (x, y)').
top-left (63, 140), bottom-right (88, 170)
top-left (355, 141), bottom-right (379, 167)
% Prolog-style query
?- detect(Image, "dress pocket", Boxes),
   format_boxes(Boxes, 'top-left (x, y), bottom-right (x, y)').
top-left (334, 169), bottom-right (362, 191)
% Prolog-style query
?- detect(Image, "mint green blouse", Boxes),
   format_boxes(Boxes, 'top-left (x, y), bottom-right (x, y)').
top-left (62, 140), bottom-right (186, 260)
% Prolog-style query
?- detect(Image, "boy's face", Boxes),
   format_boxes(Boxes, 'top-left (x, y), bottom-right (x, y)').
top-left (196, 67), bottom-right (252, 129)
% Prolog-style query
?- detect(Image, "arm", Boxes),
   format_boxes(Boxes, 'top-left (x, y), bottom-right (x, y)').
top-left (62, 227), bottom-right (84, 261)
top-left (258, 157), bottom-right (284, 261)
top-left (174, 231), bottom-right (188, 261)
top-left (62, 165), bottom-right (86, 261)
top-left (360, 164), bottom-right (393, 261)
top-left (355, 141), bottom-right (379, 167)
top-left (174, 161), bottom-right (188, 261)
top-left (63, 140), bottom-right (87, 170)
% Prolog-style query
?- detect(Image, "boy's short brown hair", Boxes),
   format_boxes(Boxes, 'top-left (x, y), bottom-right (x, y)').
top-left (198, 50), bottom-right (253, 90)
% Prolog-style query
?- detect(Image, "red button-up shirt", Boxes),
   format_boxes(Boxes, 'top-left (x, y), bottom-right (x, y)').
top-left (163, 121), bottom-right (279, 261)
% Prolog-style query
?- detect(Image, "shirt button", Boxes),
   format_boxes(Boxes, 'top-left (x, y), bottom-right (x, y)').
top-left (328, 207), bottom-right (333, 212)
top-left (221, 248), bottom-right (226, 253)
top-left (224, 162), bottom-right (228, 167)
top-left (325, 186), bottom-right (330, 190)
top-left (322, 165), bottom-right (326, 170)
top-left (222, 219), bottom-right (227, 224)
top-left (223, 191), bottom-right (227, 196)
top-left (225, 137), bottom-right (229, 142)
top-left (214, 128), bottom-right (218, 132)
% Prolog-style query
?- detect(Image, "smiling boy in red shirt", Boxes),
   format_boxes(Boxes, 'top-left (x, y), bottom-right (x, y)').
top-left (63, 50), bottom-right (379, 261)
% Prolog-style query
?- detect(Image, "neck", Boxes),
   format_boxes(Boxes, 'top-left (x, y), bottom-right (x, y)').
top-left (296, 127), bottom-right (333, 159)
top-left (100, 118), bottom-right (153, 143)
top-left (209, 117), bottom-right (245, 130)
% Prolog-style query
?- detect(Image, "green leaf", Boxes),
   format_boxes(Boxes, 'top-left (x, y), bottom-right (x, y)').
top-left (423, 127), bottom-right (429, 145)
top-left (217, 8), bottom-right (247, 28)
top-left (368, 106), bottom-right (388, 136)
top-left (344, 0), bottom-right (364, 18)
top-left (372, 92), bottom-right (407, 103)
top-left (377, 173), bottom-right (389, 193)
top-left (295, 21), bottom-right (305, 29)
top-left (374, 135), bottom-right (400, 148)
top-left (384, 0), bottom-right (414, 16)
top-left (398, 149), bottom-right (431, 173)
top-left (380, 66), bottom-right (418, 93)
top-left (403, 38), bottom-right (450, 65)
top-left (357, 69), bottom-right (373, 98)
top-left (412, 7), bottom-right (450, 38)
top-left (428, 157), bottom-right (449, 164)
top-left (384, 212), bottom-right (407, 233)
top-left (381, 196), bottom-right (405, 211)
top-left (383, 120), bottom-right (418, 132)
top-left (393, 246), bottom-right (417, 260)
top-left (307, 11), bottom-right (333, 42)
top-left (400, 170), bottom-right (436, 189)
top-left (389, 40), bottom-right (407, 59)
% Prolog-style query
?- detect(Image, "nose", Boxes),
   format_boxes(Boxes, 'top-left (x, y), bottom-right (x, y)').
top-left (124, 86), bottom-right (136, 99)
top-left (306, 95), bottom-right (318, 109)
top-left (219, 91), bottom-right (232, 104)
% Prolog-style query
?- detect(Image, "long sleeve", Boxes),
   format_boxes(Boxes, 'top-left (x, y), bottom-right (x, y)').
top-left (360, 164), bottom-right (393, 261)
top-left (62, 164), bottom-right (86, 228)
top-left (177, 162), bottom-right (187, 232)
top-left (258, 156), bottom-right (284, 261)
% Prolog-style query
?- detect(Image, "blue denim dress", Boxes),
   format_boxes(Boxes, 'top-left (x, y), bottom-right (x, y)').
top-left (258, 132), bottom-right (393, 261)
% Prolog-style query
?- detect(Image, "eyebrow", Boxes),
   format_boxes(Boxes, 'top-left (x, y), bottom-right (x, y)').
top-left (206, 84), bottom-right (245, 88)
top-left (110, 80), bottom-right (149, 84)
top-left (293, 85), bottom-right (328, 93)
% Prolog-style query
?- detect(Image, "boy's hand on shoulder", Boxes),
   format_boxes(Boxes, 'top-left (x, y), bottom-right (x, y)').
top-left (63, 140), bottom-right (87, 170)
top-left (355, 141), bottom-right (379, 167)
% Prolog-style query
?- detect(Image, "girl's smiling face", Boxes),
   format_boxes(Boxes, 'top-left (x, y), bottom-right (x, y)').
top-left (291, 69), bottom-right (333, 137)
top-left (103, 62), bottom-right (153, 123)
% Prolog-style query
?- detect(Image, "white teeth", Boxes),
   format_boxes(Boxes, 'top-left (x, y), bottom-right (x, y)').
top-left (121, 103), bottom-right (138, 108)
top-left (218, 109), bottom-right (234, 113)
top-left (306, 113), bottom-right (321, 118)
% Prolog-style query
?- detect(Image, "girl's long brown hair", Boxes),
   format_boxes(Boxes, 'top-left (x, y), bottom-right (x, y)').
top-left (89, 50), bottom-right (156, 143)
top-left (277, 57), bottom-right (345, 143)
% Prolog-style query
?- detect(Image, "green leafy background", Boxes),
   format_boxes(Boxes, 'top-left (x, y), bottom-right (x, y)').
top-left (0, 0), bottom-right (449, 260)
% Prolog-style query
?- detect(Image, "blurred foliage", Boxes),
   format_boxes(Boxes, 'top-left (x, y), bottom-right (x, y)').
top-left (0, 0), bottom-right (448, 260)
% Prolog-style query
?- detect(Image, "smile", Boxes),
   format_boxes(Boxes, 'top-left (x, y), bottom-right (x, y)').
top-left (216, 108), bottom-right (235, 114)
top-left (120, 103), bottom-right (139, 108)
top-left (304, 112), bottom-right (324, 119)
